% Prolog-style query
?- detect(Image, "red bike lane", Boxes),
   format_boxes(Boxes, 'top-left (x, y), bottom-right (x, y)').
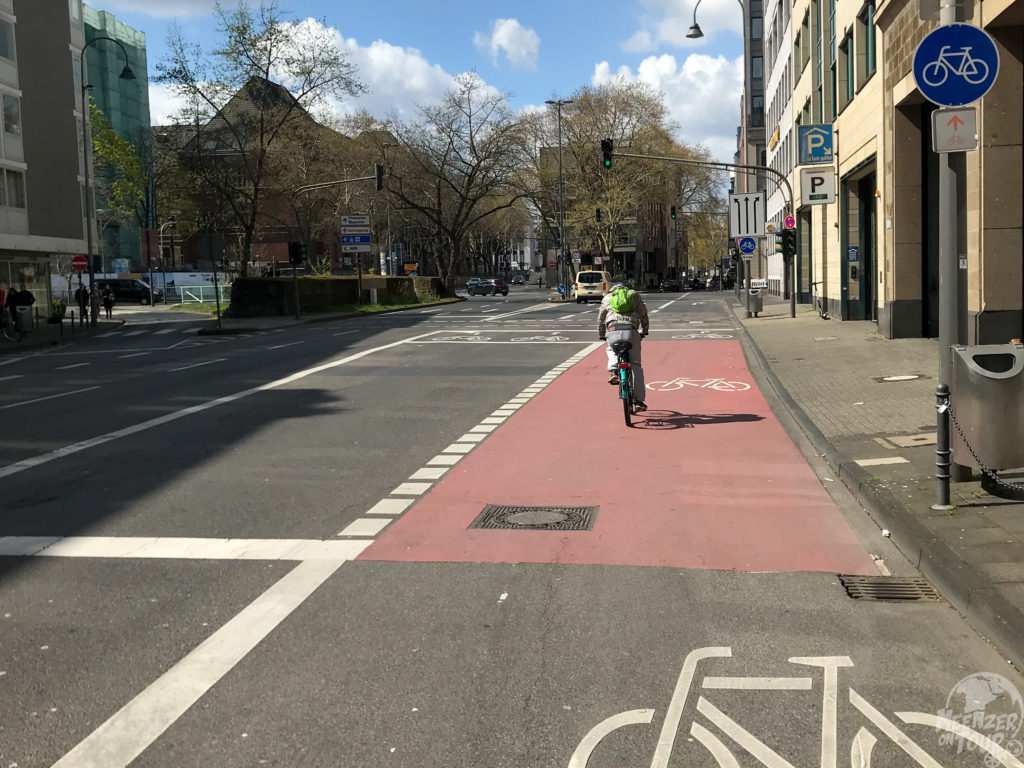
top-left (360, 340), bottom-right (877, 574)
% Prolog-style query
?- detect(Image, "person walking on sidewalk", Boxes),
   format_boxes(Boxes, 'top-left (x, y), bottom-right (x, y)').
top-left (90, 284), bottom-right (101, 324)
top-left (75, 284), bottom-right (89, 320)
top-left (598, 284), bottom-right (650, 412)
top-left (102, 285), bottom-right (115, 319)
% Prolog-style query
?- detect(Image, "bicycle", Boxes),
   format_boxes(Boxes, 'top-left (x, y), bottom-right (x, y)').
top-left (0, 308), bottom-right (25, 342)
top-left (612, 339), bottom-right (636, 427)
top-left (921, 45), bottom-right (990, 87)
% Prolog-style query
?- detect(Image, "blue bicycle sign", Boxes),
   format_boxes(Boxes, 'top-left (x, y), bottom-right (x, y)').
top-left (914, 24), bottom-right (998, 106)
top-left (738, 237), bottom-right (756, 254)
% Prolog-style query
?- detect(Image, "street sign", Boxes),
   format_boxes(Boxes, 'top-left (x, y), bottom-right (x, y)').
top-left (728, 191), bottom-right (766, 238)
top-left (71, 255), bottom-right (88, 271)
top-left (341, 244), bottom-right (372, 253)
top-left (931, 106), bottom-right (978, 152)
top-left (800, 167), bottom-right (836, 204)
top-left (750, 278), bottom-right (768, 289)
top-left (340, 214), bottom-right (370, 226)
top-left (784, 215), bottom-right (796, 229)
top-left (340, 235), bottom-right (371, 244)
top-left (738, 237), bottom-right (757, 254)
top-left (766, 223), bottom-right (776, 233)
top-left (340, 226), bottom-right (370, 235)
top-left (740, 252), bottom-right (753, 262)
top-left (797, 125), bottom-right (834, 164)
top-left (571, 250), bottom-right (581, 260)
top-left (913, 24), bottom-right (999, 107)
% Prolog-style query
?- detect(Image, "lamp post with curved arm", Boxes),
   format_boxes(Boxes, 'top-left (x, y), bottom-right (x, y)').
top-left (79, 35), bottom-right (136, 326)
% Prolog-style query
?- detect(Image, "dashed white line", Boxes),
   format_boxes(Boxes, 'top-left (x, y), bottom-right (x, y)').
top-left (0, 374), bottom-right (23, 382)
top-left (168, 358), bottom-right (226, 373)
top-left (122, 330), bottom-right (149, 337)
top-left (391, 481), bottom-right (434, 495)
top-left (119, 352), bottom-right (150, 359)
top-left (410, 467), bottom-right (449, 480)
top-left (55, 362), bottom-right (91, 370)
top-left (364, 498), bottom-right (415, 516)
top-left (0, 386), bottom-right (101, 411)
top-left (153, 328), bottom-right (178, 335)
top-left (337, 518), bottom-right (392, 537)
top-left (457, 433), bottom-right (487, 443)
top-left (427, 454), bottom-right (465, 465)
top-left (268, 341), bottom-right (305, 350)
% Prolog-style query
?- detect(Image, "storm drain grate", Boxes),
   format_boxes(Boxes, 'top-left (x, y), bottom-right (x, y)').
top-left (839, 575), bottom-right (940, 601)
top-left (469, 505), bottom-right (598, 531)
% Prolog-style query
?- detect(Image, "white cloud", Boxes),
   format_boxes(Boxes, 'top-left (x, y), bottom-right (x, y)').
top-left (97, 0), bottom-right (218, 17)
top-left (148, 82), bottom-right (186, 125)
top-left (592, 53), bottom-right (743, 161)
top-left (473, 18), bottom-right (540, 70)
top-left (623, 0), bottom-right (742, 51)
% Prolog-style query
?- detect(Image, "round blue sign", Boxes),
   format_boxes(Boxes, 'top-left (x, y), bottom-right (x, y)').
top-left (738, 237), bottom-right (757, 254)
top-left (913, 24), bottom-right (999, 107)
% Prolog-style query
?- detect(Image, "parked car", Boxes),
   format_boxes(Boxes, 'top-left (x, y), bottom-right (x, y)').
top-left (469, 278), bottom-right (509, 296)
top-left (466, 277), bottom-right (482, 292)
top-left (659, 279), bottom-right (681, 292)
top-left (690, 277), bottom-right (706, 291)
top-left (97, 278), bottom-right (163, 305)
top-left (573, 270), bottom-right (613, 303)
top-left (511, 274), bottom-right (526, 285)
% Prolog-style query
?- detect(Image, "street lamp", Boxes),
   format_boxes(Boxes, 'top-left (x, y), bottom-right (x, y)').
top-left (80, 36), bottom-right (136, 326)
top-left (158, 216), bottom-right (176, 305)
top-left (545, 97), bottom-right (573, 299)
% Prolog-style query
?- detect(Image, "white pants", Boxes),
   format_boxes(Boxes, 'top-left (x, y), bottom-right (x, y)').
top-left (605, 331), bottom-right (645, 398)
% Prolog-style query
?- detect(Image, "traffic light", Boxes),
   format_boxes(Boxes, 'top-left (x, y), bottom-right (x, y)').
top-left (601, 138), bottom-right (613, 169)
top-left (780, 228), bottom-right (797, 257)
top-left (288, 241), bottom-right (307, 265)
top-left (374, 163), bottom-right (384, 192)
top-left (670, 206), bottom-right (676, 219)
top-left (595, 208), bottom-right (602, 222)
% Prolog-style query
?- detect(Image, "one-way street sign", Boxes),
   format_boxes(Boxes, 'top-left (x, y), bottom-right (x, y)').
top-left (728, 192), bottom-right (766, 238)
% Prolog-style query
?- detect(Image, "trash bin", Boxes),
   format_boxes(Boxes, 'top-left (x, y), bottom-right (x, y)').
top-left (14, 305), bottom-right (32, 333)
top-left (748, 287), bottom-right (764, 315)
top-left (950, 342), bottom-right (1024, 471)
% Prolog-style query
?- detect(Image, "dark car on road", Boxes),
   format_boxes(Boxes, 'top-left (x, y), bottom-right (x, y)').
top-left (469, 278), bottom-right (509, 296)
top-left (97, 278), bottom-right (163, 305)
top-left (659, 279), bottom-right (681, 292)
top-left (511, 274), bottom-right (526, 285)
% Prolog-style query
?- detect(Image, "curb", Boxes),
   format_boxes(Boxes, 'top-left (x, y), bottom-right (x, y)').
top-left (731, 300), bottom-right (1024, 670)
top-left (198, 297), bottom-right (463, 335)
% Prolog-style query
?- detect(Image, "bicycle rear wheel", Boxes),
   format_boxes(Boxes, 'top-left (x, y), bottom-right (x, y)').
top-left (620, 368), bottom-right (634, 427)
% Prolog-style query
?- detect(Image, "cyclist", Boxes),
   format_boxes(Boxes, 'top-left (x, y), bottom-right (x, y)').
top-left (598, 284), bottom-right (650, 411)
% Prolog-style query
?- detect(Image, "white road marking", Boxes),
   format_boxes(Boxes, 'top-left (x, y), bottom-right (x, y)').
top-left (168, 358), bottom-right (226, 373)
top-left (442, 443), bottom-right (476, 454)
top-left (0, 536), bottom-right (369, 561)
top-left (0, 374), bottom-right (23, 382)
top-left (55, 362), bottom-right (91, 370)
top-left (333, 330), bottom-right (357, 336)
top-left (468, 425), bottom-right (497, 434)
top-left (702, 677), bottom-right (813, 690)
top-left (153, 328), bottom-right (178, 335)
top-left (391, 482), bottom-right (433, 495)
top-left (364, 498), bottom-right (414, 516)
top-left (118, 352), bottom-right (150, 359)
top-left (484, 303), bottom-right (555, 321)
top-left (337, 518), bottom-right (392, 537)
top-left (410, 467), bottom-right (448, 480)
top-left (0, 331), bottom-right (440, 480)
top-left (457, 433), bottom-right (487, 442)
top-left (854, 457), bottom-right (910, 467)
top-left (480, 417), bottom-right (506, 425)
top-left (559, 314), bottom-right (575, 319)
top-left (122, 330), bottom-right (149, 337)
top-left (493, 408), bottom-right (518, 415)
top-left (268, 341), bottom-right (305, 350)
top-left (0, 386), bottom-right (100, 411)
top-left (427, 454), bottom-right (464, 465)
top-left (50, 558), bottom-right (358, 768)
top-left (183, 327), bottom-right (202, 333)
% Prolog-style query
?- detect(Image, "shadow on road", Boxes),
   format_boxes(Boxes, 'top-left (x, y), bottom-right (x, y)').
top-left (632, 410), bottom-right (765, 430)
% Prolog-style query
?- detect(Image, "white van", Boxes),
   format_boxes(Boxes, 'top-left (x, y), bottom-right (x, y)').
top-left (573, 270), bottom-right (613, 303)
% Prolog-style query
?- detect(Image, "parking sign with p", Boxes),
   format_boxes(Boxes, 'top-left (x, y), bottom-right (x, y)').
top-left (800, 167), bottom-right (835, 204)
top-left (798, 125), bottom-right (834, 165)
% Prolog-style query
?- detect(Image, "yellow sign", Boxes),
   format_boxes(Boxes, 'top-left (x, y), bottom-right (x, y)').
top-left (769, 126), bottom-right (780, 150)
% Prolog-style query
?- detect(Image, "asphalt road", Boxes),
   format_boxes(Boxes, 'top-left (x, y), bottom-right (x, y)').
top-left (2, 286), bottom-right (1023, 768)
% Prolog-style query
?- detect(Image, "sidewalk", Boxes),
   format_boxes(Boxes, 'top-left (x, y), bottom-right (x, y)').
top-left (0, 316), bottom-right (124, 356)
top-left (734, 294), bottom-right (1024, 669)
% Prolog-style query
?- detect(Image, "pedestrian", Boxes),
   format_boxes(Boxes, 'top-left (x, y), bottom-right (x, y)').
top-left (538, 275), bottom-right (543, 289)
top-left (75, 284), bottom-right (88, 319)
top-left (0, 280), bottom-right (8, 314)
top-left (90, 284), bottom-right (101, 324)
top-left (102, 285), bottom-right (115, 319)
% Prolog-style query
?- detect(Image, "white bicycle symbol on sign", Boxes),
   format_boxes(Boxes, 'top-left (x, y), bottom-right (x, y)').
top-left (510, 335), bottom-right (570, 342)
top-left (672, 333), bottom-right (734, 340)
top-left (568, 646), bottom-right (1024, 768)
top-left (646, 378), bottom-right (751, 392)
top-left (922, 45), bottom-right (990, 86)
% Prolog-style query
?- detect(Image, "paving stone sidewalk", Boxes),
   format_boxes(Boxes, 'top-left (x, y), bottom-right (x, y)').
top-left (734, 295), bottom-right (1024, 668)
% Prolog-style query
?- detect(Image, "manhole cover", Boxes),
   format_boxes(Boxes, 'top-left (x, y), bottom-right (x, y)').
top-left (469, 505), bottom-right (598, 531)
top-left (839, 575), bottom-right (939, 601)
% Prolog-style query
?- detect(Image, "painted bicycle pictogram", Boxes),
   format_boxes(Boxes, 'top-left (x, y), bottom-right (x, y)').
top-left (568, 646), bottom-right (1024, 768)
top-left (671, 333), bottom-right (734, 340)
top-left (921, 46), bottom-right (990, 87)
top-left (510, 335), bottom-right (570, 342)
top-left (430, 335), bottom-right (491, 342)
top-left (646, 377), bottom-right (751, 392)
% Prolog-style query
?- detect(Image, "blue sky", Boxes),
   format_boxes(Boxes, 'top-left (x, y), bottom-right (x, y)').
top-left (96, 0), bottom-right (745, 159)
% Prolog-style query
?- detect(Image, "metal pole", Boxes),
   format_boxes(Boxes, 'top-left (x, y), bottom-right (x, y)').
top-left (933, 383), bottom-right (953, 509)
top-left (80, 76), bottom-right (95, 327)
top-left (557, 103), bottom-right (566, 298)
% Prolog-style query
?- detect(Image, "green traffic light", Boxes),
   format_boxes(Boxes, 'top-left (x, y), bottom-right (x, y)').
top-left (603, 159), bottom-right (611, 168)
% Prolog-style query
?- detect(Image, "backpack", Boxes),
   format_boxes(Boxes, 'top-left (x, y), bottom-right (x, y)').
top-left (609, 286), bottom-right (635, 314)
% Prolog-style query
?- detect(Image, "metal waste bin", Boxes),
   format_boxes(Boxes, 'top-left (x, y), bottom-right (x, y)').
top-left (14, 305), bottom-right (32, 333)
top-left (950, 343), bottom-right (1024, 470)
top-left (748, 287), bottom-right (764, 315)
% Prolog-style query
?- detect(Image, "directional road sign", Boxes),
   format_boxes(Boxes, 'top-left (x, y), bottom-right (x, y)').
top-left (340, 214), bottom-right (371, 226)
top-left (913, 24), bottom-right (999, 107)
top-left (800, 167), bottom-right (835, 204)
top-left (341, 244), bottom-right (372, 253)
top-left (728, 192), bottom-right (766, 238)
top-left (340, 235), bottom-right (372, 244)
top-left (340, 226), bottom-right (370, 235)
top-left (931, 106), bottom-right (978, 152)
top-left (738, 237), bottom-right (757, 254)
top-left (797, 125), bottom-right (834, 165)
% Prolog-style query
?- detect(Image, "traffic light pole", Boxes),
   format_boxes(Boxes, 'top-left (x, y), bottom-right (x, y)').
top-left (611, 150), bottom-right (797, 318)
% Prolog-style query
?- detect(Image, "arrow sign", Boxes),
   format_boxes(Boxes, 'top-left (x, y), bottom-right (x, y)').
top-left (947, 115), bottom-right (964, 130)
top-left (728, 191), bottom-right (766, 238)
top-left (931, 106), bottom-right (978, 153)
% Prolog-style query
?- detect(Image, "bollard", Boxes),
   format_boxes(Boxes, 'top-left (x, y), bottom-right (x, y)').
top-left (932, 383), bottom-right (954, 510)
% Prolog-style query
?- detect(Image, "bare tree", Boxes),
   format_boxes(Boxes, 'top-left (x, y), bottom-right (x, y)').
top-left (157, 1), bottom-right (364, 275)
top-left (373, 75), bottom-right (528, 291)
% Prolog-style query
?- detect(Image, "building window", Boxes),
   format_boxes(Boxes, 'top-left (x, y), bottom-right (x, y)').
top-left (751, 16), bottom-right (763, 39)
top-left (69, 0), bottom-right (82, 20)
top-left (4, 169), bottom-right (25, 208)
top-left (0, 19), bottom-right (14, 62)
top-left (801, 12), bottom-right (811, 71)
top-left (751, 95), bottom-right (764, 127)
top-left (794, 31), bottom-right (802, 71)
top-left (857, 2), bottom-right (876, 83)
top-left (752, 56), bottom-right (763, 79)
top-left (2, 95), bottom-right (20, 136)
top-left (839, 32), bottom-right (854, 105)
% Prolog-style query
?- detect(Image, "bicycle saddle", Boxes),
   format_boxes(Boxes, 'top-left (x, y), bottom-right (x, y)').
top-left (611, 340), bottom-right (632, 353)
